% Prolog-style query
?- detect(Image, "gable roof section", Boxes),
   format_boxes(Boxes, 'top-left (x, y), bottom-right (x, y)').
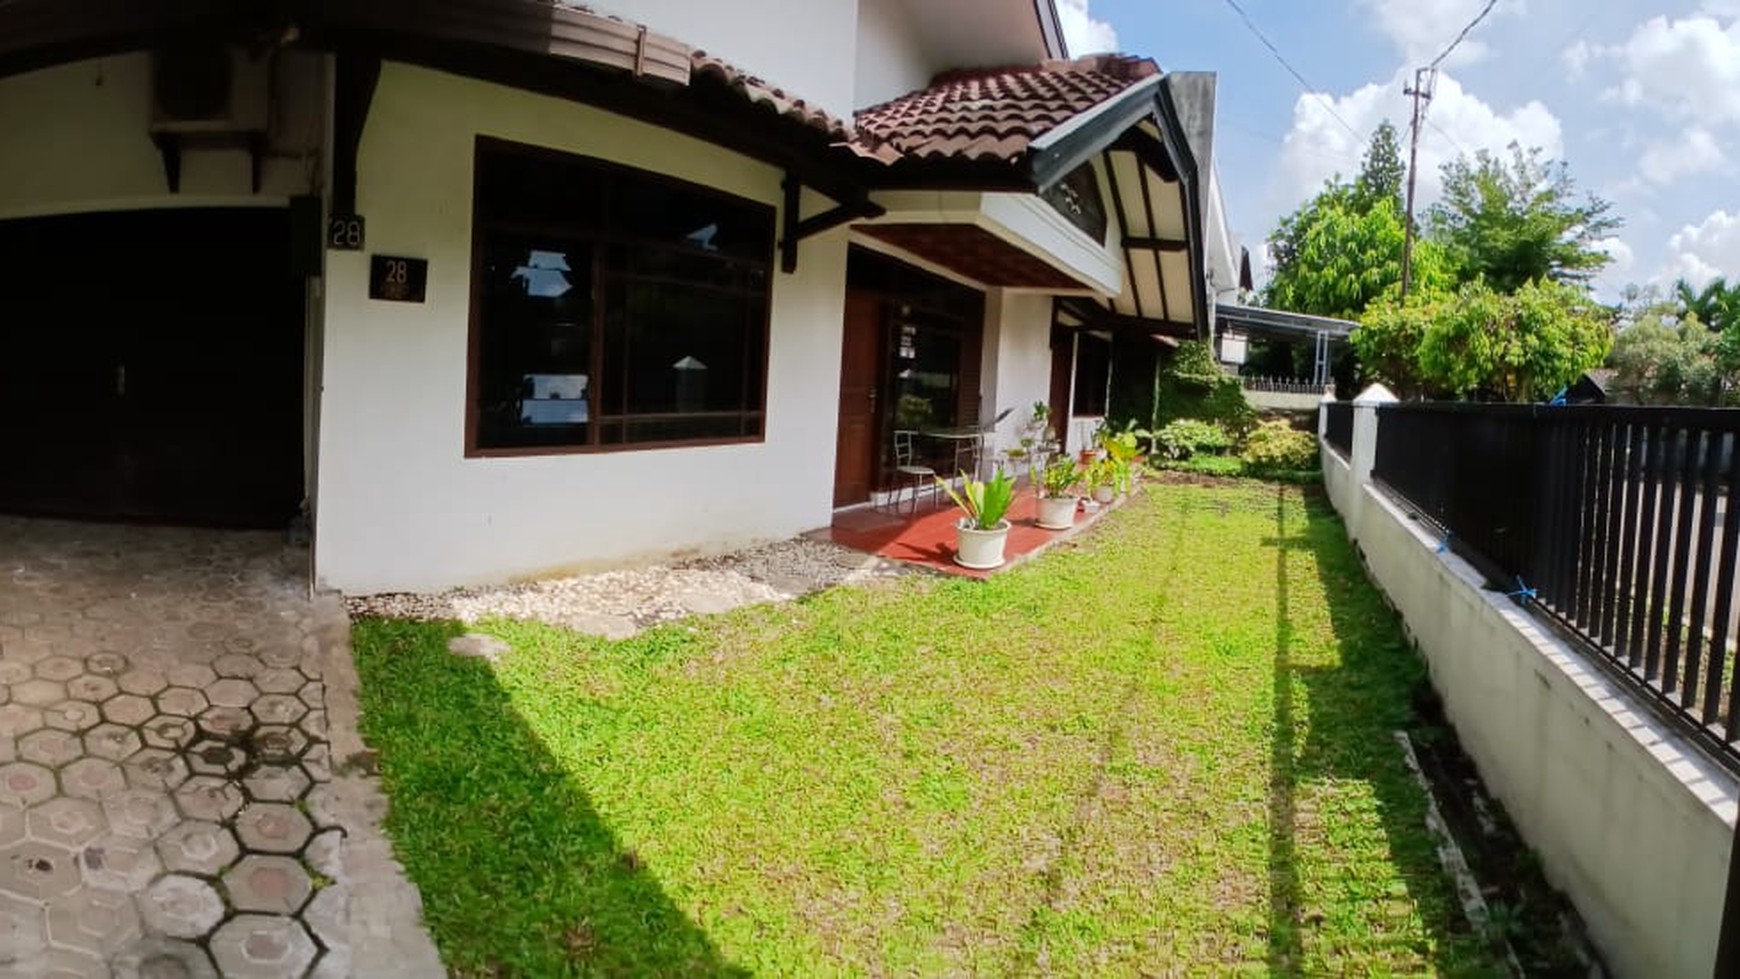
top-left (851, 55), bottom-right (1160, 168)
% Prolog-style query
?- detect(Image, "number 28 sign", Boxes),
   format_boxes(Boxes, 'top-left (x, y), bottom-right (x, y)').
top-left (369, 255), bottom-right (429, 303)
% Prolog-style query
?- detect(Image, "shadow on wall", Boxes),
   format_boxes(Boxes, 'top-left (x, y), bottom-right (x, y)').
top-left (1261, 487), bottom-right (1492, 975)
top-left (350, 619), bottom-right (747, 978)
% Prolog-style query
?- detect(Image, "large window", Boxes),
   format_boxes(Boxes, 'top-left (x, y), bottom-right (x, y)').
top-left (1072, 333), bottom-right (1111, 416)
top-left (468, 138), bottom-right (773, 454)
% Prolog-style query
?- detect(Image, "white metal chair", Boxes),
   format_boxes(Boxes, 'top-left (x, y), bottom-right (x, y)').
top-left (893, 429), bottom-right (937, 515)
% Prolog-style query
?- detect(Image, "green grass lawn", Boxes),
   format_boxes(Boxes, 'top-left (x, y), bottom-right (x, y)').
top-left (353, 480), bottom-right (1504, 976)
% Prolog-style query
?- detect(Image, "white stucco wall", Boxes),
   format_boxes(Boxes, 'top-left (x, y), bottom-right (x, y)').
top-left (0, 52), bottom-right (323, 218)
top-left (589, 0), bottom-right (858, 122)
top-left (854, 0), bottom-right (936, 107)
top-left (314, 62), bottom-right (849, 593)
top-left (978, 291), bottom-right (1057, 460)
top-left (1322, 407), bottom-right (1738, 979)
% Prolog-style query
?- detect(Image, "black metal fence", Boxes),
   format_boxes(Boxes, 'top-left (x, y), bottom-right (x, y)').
top-left (1241, 375), bottom-right (1325, 394)
top-left (1372, 402), bottom-right (1740, 768)
top-left (1322, 402), bottom-right (1354, 458)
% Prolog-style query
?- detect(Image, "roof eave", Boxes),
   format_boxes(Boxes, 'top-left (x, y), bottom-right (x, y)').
top-left (1024, 75), bottom-right (1163, 192)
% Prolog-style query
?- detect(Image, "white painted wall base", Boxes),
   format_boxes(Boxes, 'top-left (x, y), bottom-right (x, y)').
top-left (1321, 409), bottom-right (1738, 979)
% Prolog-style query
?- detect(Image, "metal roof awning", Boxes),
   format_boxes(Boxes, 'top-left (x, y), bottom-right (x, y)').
top-left (1214, 304), bottom-right (1356, 339)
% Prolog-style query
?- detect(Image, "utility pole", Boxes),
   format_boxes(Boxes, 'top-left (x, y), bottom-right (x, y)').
top-left (1400, 66), bottom-right (1435, 303)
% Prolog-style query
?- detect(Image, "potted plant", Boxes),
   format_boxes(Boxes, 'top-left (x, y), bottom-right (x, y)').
top-left (1035, 458), bottom-right (1082, 530)
top-left (937, 468), bottom-right (1016, 569)
top-left (1087, 458), bottom-right (1117, 504)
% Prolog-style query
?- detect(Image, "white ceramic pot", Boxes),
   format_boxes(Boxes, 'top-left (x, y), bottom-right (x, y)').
top-left (1092, 485), bottom-right (1116, 504)
top-left (954, 518), bottom-right (1012, 569)
top-left (1035, 495), bottom-right (1079, 531)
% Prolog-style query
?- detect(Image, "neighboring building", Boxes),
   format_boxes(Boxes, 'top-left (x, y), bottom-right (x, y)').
top-left (0, 0), bottom-right (1235, 593)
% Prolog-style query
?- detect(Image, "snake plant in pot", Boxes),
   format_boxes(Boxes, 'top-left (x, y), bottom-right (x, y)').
top-left (1035, 457), bottom-right (1082, 530)
top-left (937, 468), bottom-right (1016, 569)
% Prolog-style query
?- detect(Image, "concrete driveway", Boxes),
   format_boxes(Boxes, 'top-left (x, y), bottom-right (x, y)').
top-left (0, 518), bottom-right (441, 978)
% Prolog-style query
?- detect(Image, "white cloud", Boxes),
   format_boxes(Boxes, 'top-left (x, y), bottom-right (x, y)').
top-left (1596, 15), bottom-right (1740, 123)
top-left (1273, 68), bottom-right (1562, 212)
top-left (1638, 127), bottom-right (1728, 184)
top-left (1664, 209), bottom-right (1740, 285)
top-left (1057, 0), bottom-right (1118, 57)
top-left (1355, 0), bottom-right (1523, 66)
top-left (1562, 39), bottom-right (1593, 76)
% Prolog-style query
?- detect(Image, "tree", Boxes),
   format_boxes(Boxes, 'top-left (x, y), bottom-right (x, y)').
top-left (1609, 304), bottom-right (1725, 405)
top-left (1352, 293), bottom-right (1438, 398)
top-left (1673, 276), bottom-right (1740, 334)
top-left (1265, 190), bottom-right (1454, 320)
top-left (1352, 119), bottom-right (1404, 213)
top-left (1429, 143), bottom-right (1620, 292)
top-left (1417, 279), bottom-right (1614, 401)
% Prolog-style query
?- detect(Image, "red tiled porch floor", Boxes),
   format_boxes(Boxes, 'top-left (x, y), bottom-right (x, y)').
top-left (812, 488), bottom-right (1119, 579)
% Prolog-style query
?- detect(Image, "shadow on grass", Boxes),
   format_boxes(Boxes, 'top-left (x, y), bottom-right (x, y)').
top-left (1263, 485), bottom-right (1497, 976)
top-left (351, 618), bottom-right (747, 979)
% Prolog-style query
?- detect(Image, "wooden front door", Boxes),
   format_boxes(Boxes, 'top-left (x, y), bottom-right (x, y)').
top-left (832, 290), bottom-right (883, 507)
top-left (0, 209), bottom-right (305, 527)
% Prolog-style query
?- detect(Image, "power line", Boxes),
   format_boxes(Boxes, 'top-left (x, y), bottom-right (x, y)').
top-left (1425, 118), bottom-right (1471, 158)
top-left (1219, 0), bottom-right (1363, 142)
top-left (1430, 0), bottom-right (1502, 67)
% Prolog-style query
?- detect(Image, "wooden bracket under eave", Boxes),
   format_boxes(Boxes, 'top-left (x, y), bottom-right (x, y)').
top-left (778, 171), bottom-right (885, 274)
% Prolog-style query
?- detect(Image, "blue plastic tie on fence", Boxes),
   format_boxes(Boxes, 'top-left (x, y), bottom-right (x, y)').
top-left (1508, 576), bottom-right (1538, 602)
top-left (1435, 531), bottom-right (1451, 554)
top-left (1548, 387), bottom-right (1568, 406)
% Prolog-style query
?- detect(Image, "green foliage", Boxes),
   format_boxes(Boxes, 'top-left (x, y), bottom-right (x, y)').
top-left (1675, 276), bottom-right (1740, 334)
top-left (1239, 420), bottom-right (1319, 474)
top-left (1609, 300), bottom-right (1727, 405)
top-left (1353, 294), bottom-right (1437, 397)
top-left (1266, 192), bottom-right (1454, 320)
top-left (938, 468), bottom-right (1015, 530)
top-left (1429, 144), bottom-right (1621, 293)
top-left (1155, 341), bottom-right (1258, 438)
top-left (1155, 419), bottom-right (1234, 460)
top-left (1038, 457), bottom-right (1082, 498)
top-left (1352, 120), bottom-right (1405, 213)
top-left (1417, 278), bottom-right (1614, 401)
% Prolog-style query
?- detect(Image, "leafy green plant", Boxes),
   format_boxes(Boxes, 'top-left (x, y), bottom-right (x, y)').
top-left (1155, 419), bottom-right (1233, 460)
top-left (1039, 458), bottom-right (1082, 498)
top-left (1155, 340), bottom-right (1259, 440)
top-left (937, 468), bottom-right (1016, 529)
top-left (1240, 420), bottom-right (1319, 474)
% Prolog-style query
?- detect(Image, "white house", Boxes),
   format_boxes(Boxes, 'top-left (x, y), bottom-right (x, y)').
top-left (0, 0), bottom-right (1234, 593)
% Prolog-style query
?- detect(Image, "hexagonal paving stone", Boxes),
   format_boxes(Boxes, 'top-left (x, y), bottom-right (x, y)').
top-left (186, 739), bottom-right (248, 778)
top-left (212, 653), bottom-right (264, 679)
top-left (301, 743), bottom-right (331, 783)
top-left (0, 703), bottom-right (45, 739)
top-left (298, 680), bottom-right (325, 709)
top-left (0, 807), bottom-right (22, 848)
top-left (171, 776), bottom-right (244, 824)
top-left (116, 668), bottom-right (168, 698)
top-left (138, 873), bottom-right (225, 939)
top-left (140, 714), bottom-right (197, 752)
top-left (0, 839), bottom-right (81, 899)
top-left (110, 937), bottom-right (218, 979)
top-left (303, 885), bottom-right (348, 974)
top-left (101, 789), bottom-right (177, 841)
top-left (233, 802), bottom-right (312, 854)
top-left (300, 709), bottom-right (328, 739)
top-left (252, 667), bottom-right (303, 695)
top-left (164, 663), bottom-right (216, 689)
top-left (248, 693), bottom-right (306, 727)
top-left (99, 693), bottom-right (154, 727)
top-left (209, 914), bottom-right (318, 978)
top-left (82, 723), bottom-right (143, 762)
top-left (13, 678), bottom-right (67, 707)
top-left (0, 659), bottom-right (32, 685)
top-left (77, 833), bottom-right (162, 891)
top-left (65, 673), bottom-right (118, 704)
top-left (204, 678), bottom-right (259, 709)
top-left (222, 854), bottom-right (311, 914)
top-left (250, 725), bottom-right (307, 763)
top-left (59, 759), bottom-right (126, 804)
top-left (122, 748), bottom-right (190, 793)
top-left (0, 892), bottom-right (49, 970)
top-left (260, 643), bottom-right (304, 670)
top-left (32, 655), bottom-right (83, 682)
top-left (0, 761), bottom-right (57, 807)
top-left (45, 883), bottom-right (141, 959)
top-left (83, 651), bottom-right (128, 677)
top-left (25, 798), bottom-right (106, 849)
top-left (17, 728), bottom-right (82, 769)
top-left (305, 828), bottom-right (342, 879)
top-left (241, 763), bottom-right (310, 804)
top-left (196, 705), bottom-right (253, 740)
top-left (155, 820), bottom-right (239, 876)
top-left (153, 686), bottom-right (208, 718)
top-left (42, 699), bottom-right (102, 734)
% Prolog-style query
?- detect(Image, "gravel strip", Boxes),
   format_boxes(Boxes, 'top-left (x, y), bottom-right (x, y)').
top-left (345, 536), bottom-right (910, 637)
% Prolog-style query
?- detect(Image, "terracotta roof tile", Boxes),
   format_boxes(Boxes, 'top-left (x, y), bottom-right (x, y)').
top-left (852, 55), bottom-right (1161, 165)
top-left (691, 52), bottom-right (853, 141)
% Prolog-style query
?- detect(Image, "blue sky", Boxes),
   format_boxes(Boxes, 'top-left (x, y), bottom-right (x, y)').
top-left (1057, 0), bottom-right (1740, 299)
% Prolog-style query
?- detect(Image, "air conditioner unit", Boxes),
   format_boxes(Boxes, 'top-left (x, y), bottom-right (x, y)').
top-left (150, 45), bottom-right (271, 135)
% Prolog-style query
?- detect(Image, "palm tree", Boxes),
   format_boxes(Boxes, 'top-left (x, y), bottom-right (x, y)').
top-left (1673, 277), bottom-right (1740, 332)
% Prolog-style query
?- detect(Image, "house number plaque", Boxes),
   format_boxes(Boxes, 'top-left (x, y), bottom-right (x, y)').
top-left (369, 255), bottom-right (428, 303)
top-left (328, 214), bottom-right (366, 250)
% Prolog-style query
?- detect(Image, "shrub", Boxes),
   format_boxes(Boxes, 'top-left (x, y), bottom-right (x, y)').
top-left (1155, 341), bottom-right (1258, 441)
top-left (1240, 420), bottom-right (1318, 474)
top-left (1155, 419), bottom-right (1234, 460)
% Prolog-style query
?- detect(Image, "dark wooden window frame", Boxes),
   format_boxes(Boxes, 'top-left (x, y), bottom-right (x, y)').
top-left (465, 135), bottom-right (776, 458)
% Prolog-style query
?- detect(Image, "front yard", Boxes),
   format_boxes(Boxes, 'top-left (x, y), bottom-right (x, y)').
top-left (353, 481), bottom-right (1506, 976)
